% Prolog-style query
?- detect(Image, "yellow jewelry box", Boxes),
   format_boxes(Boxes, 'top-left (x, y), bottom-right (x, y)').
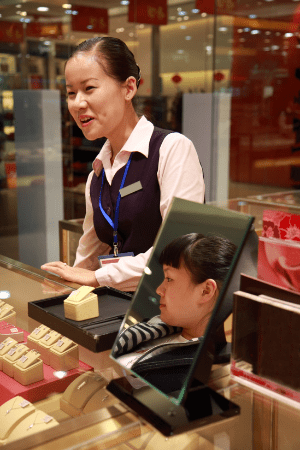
top-left (64, 286), bottom-right (99, 321)
top-left (2, 344), bottom-right (29, 378)
top-left (13, 350), bottom-right (44, 386)
top-left (0, 338), bottom-right (18, 370)
top-left (49, 337), bottom-right (79, 371)
top-left (38, 330), bottom-right (61, 365)
top-left (27, 325), bottom-right (51, 353)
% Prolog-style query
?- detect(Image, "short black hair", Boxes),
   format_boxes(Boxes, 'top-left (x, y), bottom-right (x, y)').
top-left (159, 233), bottom-right (237, 287)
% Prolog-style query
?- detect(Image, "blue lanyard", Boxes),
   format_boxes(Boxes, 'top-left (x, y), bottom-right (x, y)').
top-left (99, 153), bottom-right (133, 256)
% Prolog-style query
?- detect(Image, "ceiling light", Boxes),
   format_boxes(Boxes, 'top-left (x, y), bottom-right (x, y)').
top-left (284, 33), bottom-right (293, 37)
top-left (249, 14), bottom-right (257, 18)
top-left (185, 36), bottom-right (192, 40)
top-left (177, 17), bottom-right (182, 21)
top-left (191, 9), bottom-right (200, 13)
top-left (244, 28), bottom-right (250, 32)
top-left (62, 3), bottom-right (72, 8)
top-left (237, 29), bottom-right (243, 33)
top-left (180, 25), bottom-right (187, 29)
top-left (219, 27), bottom-right (228, 32)
top-left (201, 12), bottom-right (207, 17)
top-left (251, 29), bottom-right (260, 34)
top-left (271, 45), bottom-right (279, 50)
top-left (16, 4), bottom-right (22, 7)
top-left (177, 49), bottom-right (184, 54)
top-left (120, 0), bottom-right (130, 4)
top-left (265, 31), bottom-right (271, 35)
top-left (178, 11), bottom-right (187, 16)
top-left (37, 7), bottom-right (49, 12)
top-left (20, 11), bottom-right (27, 16)
top-left (184, 16), bottom-right (189, 20)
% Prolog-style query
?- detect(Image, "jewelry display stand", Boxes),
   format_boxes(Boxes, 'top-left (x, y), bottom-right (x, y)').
top-left (49, 337), bottom-right (79, 371)
top-left (38, 331), bottom-right (61, 365)
top-left (0, 397), bottom-right (35, 443)
top-left (64, 286), bottom-right (99, 321)
top-left (60, 372), bottom-right (107, 417)
top-left (0, 304), bottom-right (16, 325)
top-left (7, 409), bottom-right (58, 442)
top-left (0, 338), bottom-right (18, 370)
top-left (27, 325), bottom-right (51, 353)
top-left (2, 344), bottom-right (29, 377)
top-left (13, 350), bottom-right (44, 386)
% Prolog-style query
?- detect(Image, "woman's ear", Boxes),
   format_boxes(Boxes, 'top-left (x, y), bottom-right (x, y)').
top-left (200, 279), bottom-right (218, 303)
top-left (124, 76), bottom-right (137, 101)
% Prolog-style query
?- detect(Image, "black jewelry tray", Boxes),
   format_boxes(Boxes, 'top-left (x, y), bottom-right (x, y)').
top-left (28, 286), bottom-right (132, 353)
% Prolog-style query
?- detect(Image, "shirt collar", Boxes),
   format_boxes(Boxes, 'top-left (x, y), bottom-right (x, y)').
top-left (92, 116), bottom-right (153, 176)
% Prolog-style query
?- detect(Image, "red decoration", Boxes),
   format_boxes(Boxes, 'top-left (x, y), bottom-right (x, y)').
top-left (139, 78), bottom-right (144, 86)
top-left (0, 21), bottom-right (23, 43)
top-left (26, 23), bottom-right (63, 39)
top-left (172, 74), bottom-right (182, 84)
top-left (71, 6), bottom-right (108, 34)
top-left (214, 72), bottom-right (225, 82)
top-left (195, 0), bottom-right (237, 15)
top-left (128, 0), bottom-right (167, 25)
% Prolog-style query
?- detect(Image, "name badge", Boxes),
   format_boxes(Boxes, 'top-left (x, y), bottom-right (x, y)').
top-left (120, 181), bottom-right (142, 198)
top-left (98, 252), bottom-right (134, 268)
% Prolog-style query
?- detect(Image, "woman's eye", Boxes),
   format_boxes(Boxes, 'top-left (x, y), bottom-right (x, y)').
top-left (66, 91), bottom-right (75, 97)
top-left (166, 277), bottom-right (172, 282)
top-left (86, 86), bottom-right (95, 91)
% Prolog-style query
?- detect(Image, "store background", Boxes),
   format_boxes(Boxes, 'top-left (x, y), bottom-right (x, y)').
top-left (0, 0), bottom-right (298, 265)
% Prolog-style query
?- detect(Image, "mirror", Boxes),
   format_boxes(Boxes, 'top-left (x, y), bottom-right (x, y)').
top-left (110, 198), bottom-right (255, 405)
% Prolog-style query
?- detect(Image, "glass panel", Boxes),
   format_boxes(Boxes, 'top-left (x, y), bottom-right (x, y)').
top-left (110, 198), bottom-right (254, 405)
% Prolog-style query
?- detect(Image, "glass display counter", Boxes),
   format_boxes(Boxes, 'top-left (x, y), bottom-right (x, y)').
top-left (1, 255), bottom-right (300, 449)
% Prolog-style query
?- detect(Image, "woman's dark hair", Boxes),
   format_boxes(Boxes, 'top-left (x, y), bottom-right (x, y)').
top-left (68, 36), bottom-right (141, 89)
top-left (159, 233), bottom-right (237, 288)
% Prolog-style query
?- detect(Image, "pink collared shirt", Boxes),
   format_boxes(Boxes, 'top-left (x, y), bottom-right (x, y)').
top-left (74, 116), bottom-right (205, 291)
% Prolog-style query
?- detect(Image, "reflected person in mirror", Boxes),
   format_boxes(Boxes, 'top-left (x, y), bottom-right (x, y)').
top-left (112, 233), bottom-right (236, 392)
top-left (41, 37), bottom-right (205, 291)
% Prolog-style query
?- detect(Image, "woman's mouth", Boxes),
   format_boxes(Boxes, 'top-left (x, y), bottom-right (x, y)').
top-left (79, 116), bottom-right (94, 127)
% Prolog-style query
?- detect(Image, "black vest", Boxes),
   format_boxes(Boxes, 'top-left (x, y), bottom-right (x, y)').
top-left (90, 127), bottom-right (172, 255)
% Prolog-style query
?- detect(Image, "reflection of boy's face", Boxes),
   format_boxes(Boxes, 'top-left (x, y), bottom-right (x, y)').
top-left (156, 264), bottom-right (205, 331)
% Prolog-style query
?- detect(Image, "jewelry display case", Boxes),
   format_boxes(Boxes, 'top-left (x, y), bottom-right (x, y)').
top-left (1, 253), bottom-right (300, 449)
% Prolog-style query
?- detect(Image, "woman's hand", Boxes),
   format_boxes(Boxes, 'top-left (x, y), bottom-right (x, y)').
top-left (41, 262), bottom-right (99, 287)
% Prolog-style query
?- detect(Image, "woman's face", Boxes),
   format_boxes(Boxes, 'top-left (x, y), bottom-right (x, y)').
top-left (65, 53), bottom-right (130, 141)
top-left (156, 264), bottom-right (205, 331)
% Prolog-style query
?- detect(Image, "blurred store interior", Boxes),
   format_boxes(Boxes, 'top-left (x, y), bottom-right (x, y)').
top-left (0, 0), bottom-right (299, 265)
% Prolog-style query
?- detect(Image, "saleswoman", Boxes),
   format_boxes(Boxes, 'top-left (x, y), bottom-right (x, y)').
top-left (41, 37), bottom-right (205, 291)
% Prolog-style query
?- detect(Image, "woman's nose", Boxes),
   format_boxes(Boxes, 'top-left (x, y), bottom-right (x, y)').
top-left (73, 93), bottom-right (87, 109)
